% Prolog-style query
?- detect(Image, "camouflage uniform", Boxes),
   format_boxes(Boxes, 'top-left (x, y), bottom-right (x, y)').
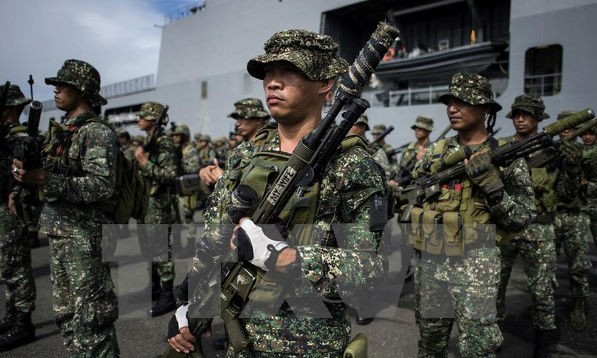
top-left (408, 73), bottom-right (535, 358)
top-left (137, 102), bottom-right (178, 287)
top-left (582, 126), bottom-right (597, 245)
top-left (497, 95), bottom-right (565, 335)
top-left (172, 124), bottom-right (200, 244)
top-left (371, 124), bottom-right (398, 172)
top-left (190, 29), bottom-right (386, 358)
top-left (41, 60), bottom-right (119, 356)
top-left (195, 134), bottom-right (216, 168)
top-left (553, 111), bottom-right (591, 330)
top-left (396, 116), bottom-right (433, 184)
top-left (0, 85), bottom-right (37, 338)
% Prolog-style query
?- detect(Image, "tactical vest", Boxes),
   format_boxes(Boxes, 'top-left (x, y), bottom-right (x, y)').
top-left (409, 138), bottom-right (496, 256)
top-left (222, 127), bottom-right (370, 311)
top-left (0, 125), bottom-right (27, 201)
top-left (502, 136), bottom-right (558, 216)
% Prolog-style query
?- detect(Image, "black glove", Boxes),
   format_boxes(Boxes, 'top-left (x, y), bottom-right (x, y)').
top-left (465, 151), bottom-right (504, 200)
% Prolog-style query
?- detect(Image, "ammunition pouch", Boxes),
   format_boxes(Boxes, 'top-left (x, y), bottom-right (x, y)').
top-left (343, 333), bottom-right (368, 358)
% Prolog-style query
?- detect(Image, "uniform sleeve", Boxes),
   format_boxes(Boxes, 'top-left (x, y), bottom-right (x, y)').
top-left (44, 123), bottom-right (117, 203)
top-left (490, 158), bottom-right (536, 231)
top-left (296, 148), bottom-right (387, 296)
top-left (140, 137), bottom-right (177, 185)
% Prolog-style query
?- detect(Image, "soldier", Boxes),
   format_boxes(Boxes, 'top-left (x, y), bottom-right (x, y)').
top-left (196, 134), bottom-right (216, 168)
top-left (349, 114), bottom-right (391, 181)
top-left (171, 124), bottom-right (200, 248)
top-left (395, 116), bottom-right (434, 185)
top-left (0, 84), bottom-right (37, 350)
top-left (168, 29), bottom-right (387, 357)
top-left (13, 59), bottom-right (120, 356)
top-left (497, 94), bottom-right (571, 357)
top-left (371, 124), bottom-right (398, 170)
top-left (229, 98), bottom-right (270, 142)
top-left (405, 72), bottom-right (535, 358)
top-left (581, 123), bottom-right (597, 246)
top-left (553, 110), bottom-right (591, 331)
top-left (135, 102), bottom-right (179, 317)
top-left (116, 128), bottom-right (134, 161)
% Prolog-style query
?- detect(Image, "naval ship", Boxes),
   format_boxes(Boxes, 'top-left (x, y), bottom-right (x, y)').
top-left (40, 0), bottom-right (597, 146)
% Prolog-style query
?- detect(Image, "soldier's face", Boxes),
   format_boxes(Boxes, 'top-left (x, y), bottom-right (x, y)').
top-left (53, 84), bottom-right (84, 112)
top-left (235, 118), bottom-right (263, 140)
top-left (172, 134), bottom-right (184, 144)
top-left (414, 127), bottom-right (430, 140)
top-left (582, 131), bottom-right (596, 145)
top-left (445, 98), bottom-right (486, 132)
top-left (262, 62), bottom-right (329, 123)
top-left (137, 118), bottom-right (154, 131)
top-left (511, 111), bottom-right (538, 136)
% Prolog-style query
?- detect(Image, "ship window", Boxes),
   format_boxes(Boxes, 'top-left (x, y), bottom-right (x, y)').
top-left (201, 81), bottom-right (208, 99)
top-left (524, 45), bottom-right (562, 96)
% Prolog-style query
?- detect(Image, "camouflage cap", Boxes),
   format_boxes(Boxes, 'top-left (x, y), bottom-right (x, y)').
top-left (411, 115), bottom-right (434, 131)
top-left (0, 84), bottom-right (31, 107)
top-left (506, 94), bottom-right (549, 121)
top-left (438, 72), bottom-right (502, 113)
top-left (172, 124), bottom-right (191, 138)
top-left (371, 124), bottom-right (387, 135)
top-left (45, 59), bottom-right (107, 107)
top-left (228, 98), bottom-right (270, 120)
top-left (199, 134), bottom-right (211, 142)
top-left (139, 102), bottom-right (166, 121)
top-left (354, 114), bottom-right (370, 131)
top-left (557, 110), bottom-right (577, 120)
top-left (115, 128), bottom-right (130, 139)
top-left (247, 29), bottom-right (349, 81)
top-left (214, 136), bottom-right (227, 145)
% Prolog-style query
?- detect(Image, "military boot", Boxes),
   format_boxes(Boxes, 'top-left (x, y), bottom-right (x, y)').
top-left (533, 329), bottom-right (557, 358)
top-left (570, 298), bottom-right (587, 331)
top-left (151, 270), bottom-right (161, 301)
top-left (0, 311), bottom-right (35, 351)
top-left (0, 305), bottom-right (16, 334)
top-left (150, 280), bottom-right (176, 317)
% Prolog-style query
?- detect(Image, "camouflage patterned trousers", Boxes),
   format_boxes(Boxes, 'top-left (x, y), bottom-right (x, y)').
top-left (0, 206), bottom-right (36, 313)
top-left (553, 211), bottom-right (591, 298)
top-left (138, 196), bottom-right (176, 282)
top-left (496, 223), bottom-right (557, 330)
top-left (48, 233), bottom-right (119, 357)
top-left (414, 248), bottom-right (503, 358)
top-left (585, 207), bottom-right (597, 246)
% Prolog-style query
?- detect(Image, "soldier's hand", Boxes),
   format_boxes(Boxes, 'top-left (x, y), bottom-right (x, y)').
top-left (559, 141), bottom-right (581, 175)
top-left (231, 218), bottom-right (290, 271)
top-left (168, 327), bottom-right (196, 354)
top-left (134, 147), bottom-right (149, 167)
top-left (464, 151), bottom-right (504, 197)
top-left (12, 159), bottom-right (45, 185)
top-left (8, 192), bottom-right (17, 215)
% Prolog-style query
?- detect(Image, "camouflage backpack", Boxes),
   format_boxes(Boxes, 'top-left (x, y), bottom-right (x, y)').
top-left (46, 116), bottom-right (149, 223)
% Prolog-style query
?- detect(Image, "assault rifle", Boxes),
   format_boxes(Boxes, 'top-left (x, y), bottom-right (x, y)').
top-left (372, 125), bottom-right (394, 145)
top-left (12, 76), bottom-right (44, 229)
top-left (142, 105), bottom-right (169, 153)
top-left (524, 117), bottom-right (597, 169)
top-left (398, 108), bottom-right (595, 222)
top-left (177, 21), bottom-right (400, 354)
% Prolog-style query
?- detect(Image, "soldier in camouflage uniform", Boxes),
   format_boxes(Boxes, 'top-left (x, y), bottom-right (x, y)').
top-left (405, 73), bottom-right (535, 358)
top-left (116, 128), bottom-right (135, 161)
top-left (229, 98), bottom-right (269, 142)
top-left (553, 110), bottom-right (592, 331)
top-left (135, 101), bottom-right (179, 317)
top-left (0, 84), bottom-right (37, 351)
top-left (371, 124), bottom-right (398, 171)
top-left (581, 123), bottom-right (597, 246)
top-left (168, 29), bottom-right (387, 357)
top-left (195, 134), bottom-right (216, 168)
top-left (396, 116), bottom-right (434, 185)
top-left (14, 59), bottom-right (120, 356)
top-left (171, 124), bottom-right (200, 248)
top-left (497, 94), bottom-right (573, 357)
top-left (348, 114), bottom-right (391, 180)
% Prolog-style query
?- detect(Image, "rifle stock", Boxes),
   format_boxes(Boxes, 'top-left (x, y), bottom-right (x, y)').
top-left (398, 108), bottom-right (595, 222)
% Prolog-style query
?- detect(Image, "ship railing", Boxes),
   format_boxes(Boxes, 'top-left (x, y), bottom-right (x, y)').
top-left (524, 73), bottom-right (562, 97)
top-left (100, 74), bottom-right (156, 100)
top-left (358, 85), bottom-right (451, 108)
top-left (164, 1), bottom-right (206, 24)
